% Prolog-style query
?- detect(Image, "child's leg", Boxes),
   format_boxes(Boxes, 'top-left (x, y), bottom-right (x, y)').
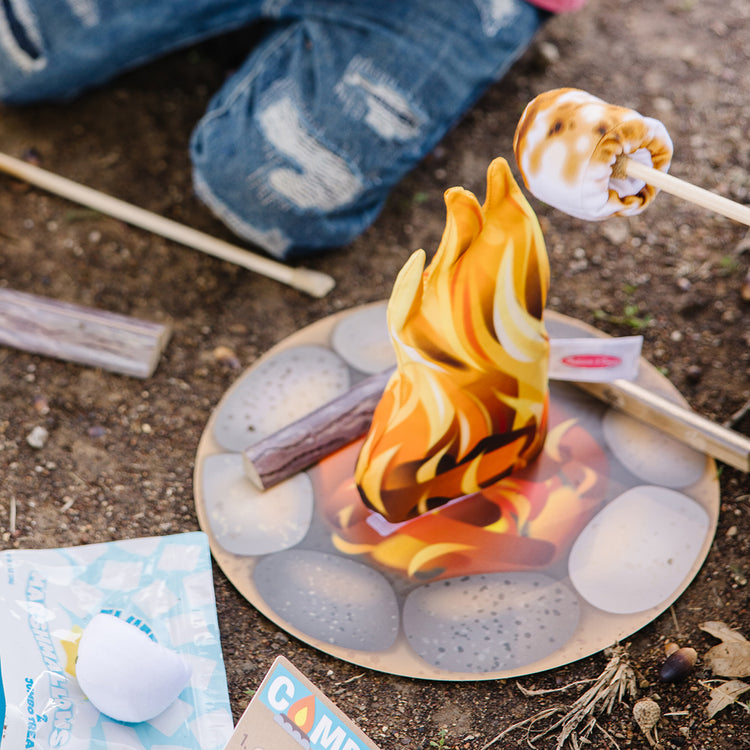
top-left (189, 0), bottom-right (548, 258)
top-left (0, 0), bottom-right (265, 103)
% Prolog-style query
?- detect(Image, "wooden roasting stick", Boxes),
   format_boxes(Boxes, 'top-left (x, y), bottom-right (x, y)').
top-left (575, 379), bottom-right (750, 472)
top-left (0, 152), bottom-right (335, 298)
top-left (0, 288), bottom-right (171, 378)
top-left (244, 369), bottom-right (750, 490)
top-left (616, 154), bottom-right (750, 227)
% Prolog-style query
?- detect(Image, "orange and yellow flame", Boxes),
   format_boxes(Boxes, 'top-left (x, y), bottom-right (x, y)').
top-left (313, 398), bottom-right (608, 581)
top-left (354, 158), bottom-right (550, 523)
top-left (287, 694), bottom-right (316, 734)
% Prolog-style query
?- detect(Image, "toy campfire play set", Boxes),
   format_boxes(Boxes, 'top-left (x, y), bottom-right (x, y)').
top-left (2, 90), bottom-right (749, 750)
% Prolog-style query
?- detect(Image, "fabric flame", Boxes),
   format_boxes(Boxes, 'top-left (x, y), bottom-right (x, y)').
top-left (354, 157), bottom-right (550, 523)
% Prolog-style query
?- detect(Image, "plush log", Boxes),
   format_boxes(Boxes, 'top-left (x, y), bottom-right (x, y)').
top-left (243, 368), bottom-right (392, 489)
top-left (0, 288), bottom-right (171, 378)
top-left (243, 369), bottom-right (750, 490)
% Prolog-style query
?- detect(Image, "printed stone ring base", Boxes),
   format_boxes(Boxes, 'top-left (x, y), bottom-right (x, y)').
top-left (193, 304), bottom-right (719, 681)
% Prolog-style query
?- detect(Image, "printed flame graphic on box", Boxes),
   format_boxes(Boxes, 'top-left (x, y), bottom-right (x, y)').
top-left (288, 694), bottom-right (316, 734)
top-left (354, 157), bottom-right (551, 523)
top-left (274, 693), bottom-right (316, 746)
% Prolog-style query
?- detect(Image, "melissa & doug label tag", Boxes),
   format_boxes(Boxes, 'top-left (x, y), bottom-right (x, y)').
top-left (549, 336), bottom-right (643, 382)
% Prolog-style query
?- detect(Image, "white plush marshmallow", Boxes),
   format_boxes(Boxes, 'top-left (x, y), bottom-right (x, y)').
top-left (76, 613), bottom-right (192, 723)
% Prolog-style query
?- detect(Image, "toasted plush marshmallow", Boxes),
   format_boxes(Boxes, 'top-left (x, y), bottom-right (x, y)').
top-left (354, 158), bottom-right (550, 524)
top-left (514, 88), bottom-right (673, 220)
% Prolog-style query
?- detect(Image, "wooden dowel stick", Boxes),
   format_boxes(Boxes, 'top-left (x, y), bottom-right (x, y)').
top-left (618, 155), bottom-right (750, 227)
top-left (243, 371), bottom-right (750, 490)
top-left (0, 152), bottom-right (335, 298)
top-left (576, 379), bottom-right (750, 472)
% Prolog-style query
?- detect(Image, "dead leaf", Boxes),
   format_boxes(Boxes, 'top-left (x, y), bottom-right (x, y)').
top-left (706, 680), bottom-right (750, 719)
top-left (700, 621), bottom-right (749, 644)
top-left (700, 621), bottom-right (750, 677)
top-left (704, 643), bottom-right (750, 678)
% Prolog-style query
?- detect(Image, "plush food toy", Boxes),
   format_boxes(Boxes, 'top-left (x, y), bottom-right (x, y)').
top-left (354, 158), bottom-right (550, 523)
top-left (513, 87), bottom-right (673, 220)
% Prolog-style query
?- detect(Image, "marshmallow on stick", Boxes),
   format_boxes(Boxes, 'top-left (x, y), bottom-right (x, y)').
top-left (514, 87), bottom-right (673, 220)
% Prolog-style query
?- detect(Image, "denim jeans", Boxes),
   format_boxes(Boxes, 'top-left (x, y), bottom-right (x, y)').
top-left (0, 0), bottom-right (547, 258)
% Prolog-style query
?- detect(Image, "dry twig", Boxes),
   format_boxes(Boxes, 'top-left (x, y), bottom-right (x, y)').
top-left (481, 645), bottom-right (637, 750)
top-left (725, 397), bottom-right (750, 430)
top-left (9, 494), bottom-right (16, 534)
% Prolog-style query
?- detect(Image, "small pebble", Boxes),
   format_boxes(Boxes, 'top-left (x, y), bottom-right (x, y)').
top-left (536, 40), bottom-right (560, 65)
top-left (601, 219), bottom-right (630, 245)
top-left (633, 698), bottom-right (660, 747)
top-left (33, 395), bottom-right (50, 414)
top-left (213, 345), bottom-right (241, 369)
top-left (26, 426), bottom-right (49, 449)
top-left (22, 147), bottom-right (42, 166)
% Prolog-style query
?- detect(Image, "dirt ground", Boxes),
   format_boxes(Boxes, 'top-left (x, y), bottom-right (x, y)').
top-left (1, 0), bottom-right (749, 747)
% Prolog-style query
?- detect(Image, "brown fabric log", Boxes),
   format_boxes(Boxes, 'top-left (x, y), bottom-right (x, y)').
top-left (0, 288), bottom-right (171, 378)
top-left (243, 369), bottom-right (392, 489)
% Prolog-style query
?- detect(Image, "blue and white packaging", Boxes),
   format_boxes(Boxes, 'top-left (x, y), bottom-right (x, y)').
top-left (0, 532), bottom-right (233, 750)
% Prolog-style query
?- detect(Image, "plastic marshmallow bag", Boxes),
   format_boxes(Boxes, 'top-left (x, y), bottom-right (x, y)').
top-left (0, 532), bottom-right (234, 750)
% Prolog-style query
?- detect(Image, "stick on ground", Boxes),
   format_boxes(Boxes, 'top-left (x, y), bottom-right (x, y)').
top-left (0, 152), bottom-right (335, 298)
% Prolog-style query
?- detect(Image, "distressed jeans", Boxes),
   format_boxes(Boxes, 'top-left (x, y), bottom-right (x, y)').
top-left (0, 0), bottom-right (547, 258)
